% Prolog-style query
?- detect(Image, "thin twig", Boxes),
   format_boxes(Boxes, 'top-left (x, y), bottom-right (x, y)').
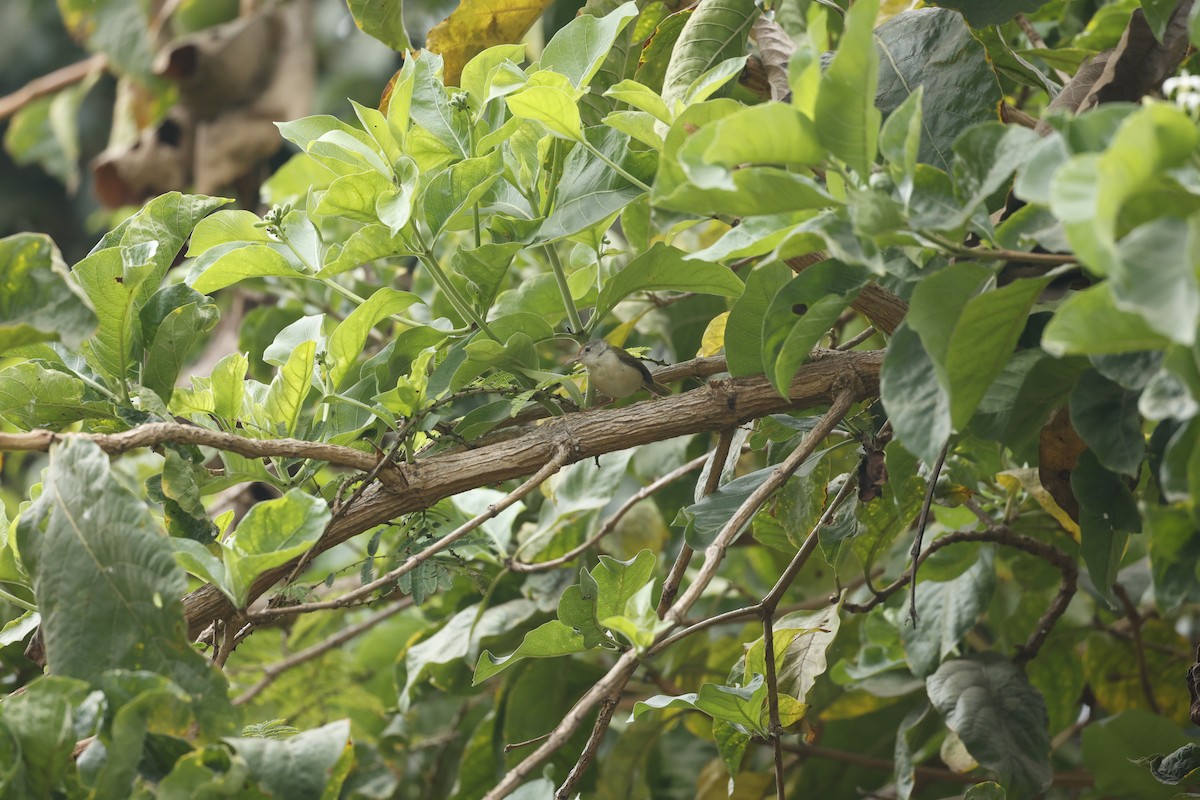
top-left (233, 596), bottom-right (413, 705)
top-left (763, 610), bottom-right (786, 800)
top-left (1015, 13), bottom-right (1072, 84)
top-left (657, 428), bottom-right (736, 616)
top-left (247, 446), bottom-right (572, 621)
top-left (485, 393), bottom-right (860, 799)
top-left (847, 526), bottom-right (1076, 665)
top-left (835, 326), bottom-right (877, 351)
top-left (664, 391), bottom-right (858, 626)
top-left (909, 440), bottom-right (950, 625)
top-left (1113, 583), bottom-right (1161, 714)
top-left (0, 54), bottom-right (107, 121)
top-left (509, 452), bottom-right (710, 573)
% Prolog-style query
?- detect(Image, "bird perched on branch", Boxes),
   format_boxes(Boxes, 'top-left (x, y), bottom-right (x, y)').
top-left (568, 340), bottom-right (670, 399)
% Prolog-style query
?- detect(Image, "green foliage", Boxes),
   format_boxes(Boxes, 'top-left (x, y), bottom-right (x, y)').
top-left (5, 0), bottom-right (1200, 797)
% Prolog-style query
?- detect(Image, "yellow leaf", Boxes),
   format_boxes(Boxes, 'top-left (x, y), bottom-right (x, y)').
top-left (698, 312), bottom-right (728, 357)
top-left (996, 468), bottom-right (1081, 541)
top-left (425, 0), bottom-right (555, 87)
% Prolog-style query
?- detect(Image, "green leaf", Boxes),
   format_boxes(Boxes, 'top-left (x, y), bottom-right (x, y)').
top-left (327, 288), bottom-right (421, 390)
top-left (1082, 709), bottom-right (1191, 799)
top-left (1042, 283), bottom-right (1172, 357)
top-left (1146, 505), bottom-right (1200, 612)
top-left (187, 243), bottom-right (305, 294)
top-left (724, 261), bottom-right (793, 376)
top-left (761, 261), bottom-right (870, 396)
top-left (902, 548), bottom-right (995, 676)
top-left (0, 676), bottom-right (92, 799)
top-left (227, 719), bottom-right (351, 799)
top-left (422, 150), bottom-right (504, 239)
top-left (592, 549), bottom-right (656, 620)
top-left (769, 604), bottom-right (842, 702)
top-left (881, 324), bottom-right (952, 464)
top-left (540, 1), bottom-right (638, 89)
top-left (224, 489), bottom-right (330, 607)
top-left (90, 671), bottom-right (194, 798)
top-left (473, 620), bottom-right (587, 683)
top-left (401, 599), bottom-right (538, 707)
top-left (452, 241), bottom-right (523, 310)
top-left (1070, 369), bottom-right (1145, 477)
top-left (604, 79), bottom-right (672, 123)
top-left (72, 243), bottom-right (158, 388)
top-left (410, 52), bottom-right (471, 158)
top-left (140, 286), bottom-right (220, 402)
top-left (815, 0), bottom-right (880, 175)
top-left (926, 654), bottom-right (1052, 797)
top-left (681, 452), bottom-right (832, 549)
top-left (14, 439), bottom-right (229, 712)
top-left (0, 362), bottom-right (113, 430)
top-left (0, 233), bottom-right (95, 353)
top-left (262, 339), bottom-right (316, 437)
top-left (1072, 450), bottom-right (1139, 602)
top-left (680, 102), bottom-right (824, 183)
top-left (506, 70), bottom-right (586, 140)
top-left (594, 243), bottom-right (743, 323)
top-left (879, 84), bottom-right (924, 182)
top-left (1111, 217), bottom-right (1200, 345)
top-left (875, 9), bottom-right (1004, 173)
top-left (632, 674), bottom-right (769, 737)
top-left (346, 0), bottom-right (410, 50)
top-left (660, 0), bottom-right (759, 109)
top-left (1144, 743), bottom-right (1200, 784)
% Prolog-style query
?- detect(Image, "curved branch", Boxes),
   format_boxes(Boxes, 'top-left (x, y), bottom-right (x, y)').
top-left (0, 423), bottom-right (403, 486)
top-left (843, 525), bottom-right (1077, 665)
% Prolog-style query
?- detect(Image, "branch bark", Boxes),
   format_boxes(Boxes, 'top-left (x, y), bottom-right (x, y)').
top-left (182, 349), bottom-right (883, 638)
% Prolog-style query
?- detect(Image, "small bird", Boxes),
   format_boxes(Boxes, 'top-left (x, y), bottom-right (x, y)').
top-left (568, 340), bottom-right (670, 399)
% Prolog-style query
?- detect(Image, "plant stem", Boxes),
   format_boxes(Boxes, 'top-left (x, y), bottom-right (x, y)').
top-left (543, 244), bottom-right (584, 334)
top-left (579, 138), bottom-right (651, 192)
top-left (415, 251), bottom-right (499, 342)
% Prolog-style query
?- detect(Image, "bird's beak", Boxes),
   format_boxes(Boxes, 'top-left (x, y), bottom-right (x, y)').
top-left (565, 351), bottom-right (582, 365)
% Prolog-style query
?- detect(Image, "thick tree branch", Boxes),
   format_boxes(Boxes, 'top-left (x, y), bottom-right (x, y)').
top-left (182, 350), bottom-right (883, 638)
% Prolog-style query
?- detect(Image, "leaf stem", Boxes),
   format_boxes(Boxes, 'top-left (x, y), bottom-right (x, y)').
top-left (579, 138), bottom-right (651, 192)
top-left (543, 244), bottom-right (584, 335)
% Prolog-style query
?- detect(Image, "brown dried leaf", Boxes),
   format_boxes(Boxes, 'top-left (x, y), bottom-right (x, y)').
top-left (751, 15), bottom-right (794, 102)
top-left (1038, 406), bottom-right (1086, 523)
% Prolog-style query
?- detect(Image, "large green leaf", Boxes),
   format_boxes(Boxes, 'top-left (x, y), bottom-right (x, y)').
top-left (761, 261), bottom-right (870, 396)
top-left (0, 233), bottom-right (95, 353)
top-left (1111, 216), bottom-right (1200, 345)
top-left (1081, 710), bottom-right (1191, 800)
top-left (0, 361), bottom-right (113, 430)
top-left (14, 439), bottom-right (229, 716)
top-left (540, 1), bottom-right (638, 89)
top-left (926, 654), bottom-right (1052, 796)
top-left (1069, 369), bottom-right (1145, 477)
top-left (0, 676), bottom-right (92, 799)
top-left (540, 128), bottom-right (647, 242)
top-left (1072, 450), bottom-right (1140, 602)
top-left (881, 323), bottom-right (952, 464)
top-left (660, 0), bottom-right (759, 109)
top-left (724, 261), bottom-right (793, 376)
top-left (875, 9), bottom-right (1004, 173)
top-left (140, 285), bottom-right (220, 402)
top-left (902, 548), bottom-right (995, 677)
top-left (473, 620), bottom-right (587, 683)
top-left (1042, 283), bottom-right (1172, 357)
top-left (593, 243), bottom-right (743, 322)
top-left (327, 288), bottom-right (421, 390)
top-left (227, 719), bottom-right (352, 800)
top-left (814, 0), bottom-right (880, 175)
